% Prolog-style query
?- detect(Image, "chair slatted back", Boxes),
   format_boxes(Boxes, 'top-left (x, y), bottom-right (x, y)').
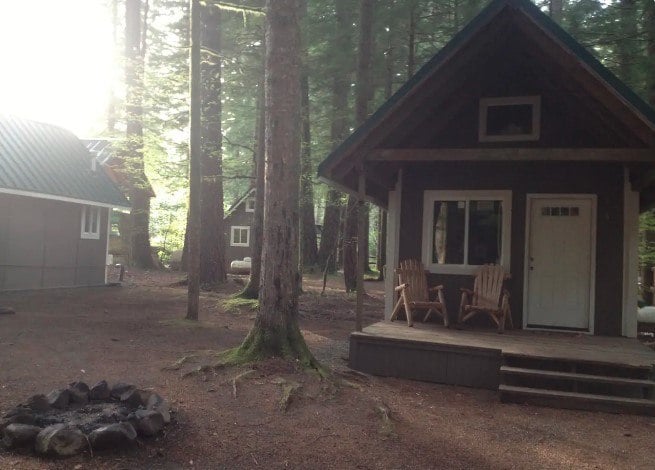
top-left (473, 264), bottom-right (505, 309)
top-left (396, 259), bottom-right (429, 303)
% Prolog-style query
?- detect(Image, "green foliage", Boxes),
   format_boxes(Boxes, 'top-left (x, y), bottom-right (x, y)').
top-left (640, 211), bottom-right (655, 266)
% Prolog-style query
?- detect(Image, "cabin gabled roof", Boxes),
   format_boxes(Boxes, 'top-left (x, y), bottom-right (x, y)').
top-left (0, 116), bottom-right (130, 209)
top-left (317, 0), bottom-right (655, 197)
top-left (225, 187), bottom-right (255, 217)
top-left (83, 139), bottom-right (156, 199)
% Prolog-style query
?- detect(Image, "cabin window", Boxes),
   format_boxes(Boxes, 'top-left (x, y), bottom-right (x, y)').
top-left (479, 96), bottom-right (540, 142)
top-left (422, 191), bottom-right (511, 275)
top-left (245, 197), bottom-right (255, 212)
top-left (230, 226), bottom-right (250, 247)
top-left (81, 205), bottom-right (101, 240)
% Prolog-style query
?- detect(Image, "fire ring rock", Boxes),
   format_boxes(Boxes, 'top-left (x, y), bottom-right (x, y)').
top-left (88, 422), bottom-right (137, 450)
top-left (34, 424), bottom-right (87, 457)
top-left (2, 423), bottom-right (42, 448)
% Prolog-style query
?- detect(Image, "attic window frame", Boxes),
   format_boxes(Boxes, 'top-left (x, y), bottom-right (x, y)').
top-left (245, 197), bottom-right (255, 213)
top-left (478, 95), bottom-right (541, 142)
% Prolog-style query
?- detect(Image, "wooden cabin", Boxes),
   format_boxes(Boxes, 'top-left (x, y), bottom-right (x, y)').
top-left (318, 0), bottom-right (655, 413)
top-left (0, 117), bottom-right (129, 290)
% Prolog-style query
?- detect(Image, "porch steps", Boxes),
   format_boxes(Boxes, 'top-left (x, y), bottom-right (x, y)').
top-left (499, 353), bottom-right (655, 415)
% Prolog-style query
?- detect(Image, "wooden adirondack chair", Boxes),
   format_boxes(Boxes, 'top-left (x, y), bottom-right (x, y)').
top-left (458, 264), bottom-right (512, 333)
top-left (390, 259), bottom-right (448, 327)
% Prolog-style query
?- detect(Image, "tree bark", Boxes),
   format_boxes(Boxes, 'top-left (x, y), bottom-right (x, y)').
top-left (198, 4), bottom-right (227, 286)
top-left (125, 0), bottom-right (154, 269)
top-left (233, 0), bottom-right (318, 367)
top-left (344, 0), bottom-right (374, 292)
top-left (549, 0), bottom-right (563, 23)
top-left (240, 73), bottom-right (265, 299)
top-left (618, 0), bottom-right (638, 87)
top-left (186, 0), bottom-right (202, 320)
top-left (317, 0), bottom-right (352, 274)
top-left (300, 63), bottom-right (318, 272)
top-left (646, 0), bottom-right (655, 106)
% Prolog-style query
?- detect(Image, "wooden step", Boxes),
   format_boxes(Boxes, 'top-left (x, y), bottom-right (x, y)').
top-left (500, 366), bottom-right (655, 388)
top-left (499, 384), bottom-right (655, 415)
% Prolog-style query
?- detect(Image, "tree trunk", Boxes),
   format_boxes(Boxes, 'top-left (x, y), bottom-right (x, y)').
top-left (618, 0), bottom-right (638, 87)
top-left (125, 0), bottom-right (154, 269)
top-left (233, 0), bottom-right (318, 367)
top-left (407, 0), bottom-right (416, 79)
top-left (343, 0), bottom-right (374, 292)
top-left (300, 65), bottom-right (318, 272)
top-left (376, 208), bottom-right (386, 280)
top-left (198, 4), bottom-right (227, 286)
top-left (549, 0), bottom-right (563, 23)
top-left (646, 0), bottom-right (655, 106)
top-left (317, 0), bottom-right (352, 274)
top-left (241, 73), bottom-right (265, 299)
top-left (186, 0), bottom-right (202, 320)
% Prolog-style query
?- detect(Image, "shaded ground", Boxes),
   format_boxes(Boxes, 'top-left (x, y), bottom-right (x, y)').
top-left (1, 270), bottom-right (654, 469)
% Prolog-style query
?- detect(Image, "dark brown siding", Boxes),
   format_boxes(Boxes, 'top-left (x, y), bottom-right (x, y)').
top-left (398, 161), bottom-right (624, 336)
top-left (0, 194), bottom-right (109, 290)
top-left (224, 202), bottom-right (255, 269)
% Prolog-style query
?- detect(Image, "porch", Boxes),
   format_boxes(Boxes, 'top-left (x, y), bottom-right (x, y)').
top-left (350, 321), bottom-right (655, 415)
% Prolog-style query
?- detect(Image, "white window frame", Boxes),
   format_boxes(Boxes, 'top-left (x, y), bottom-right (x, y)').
top-left (230, 226), bottom-right (250, 247)
top-left (422, 190), bottom-right (512, 275)
top-left (479, 95), bottom-right (541, 142)
top-left (81, 205), bottom-right (102, 240)
top-left (245, 197), bottom-right (255, 212)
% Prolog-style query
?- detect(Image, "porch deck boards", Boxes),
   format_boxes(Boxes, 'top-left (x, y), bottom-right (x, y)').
top-left (358, 321), bottom-right (655, 369)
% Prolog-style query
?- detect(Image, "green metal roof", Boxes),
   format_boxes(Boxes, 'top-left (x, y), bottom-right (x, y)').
top-left (317, 0), bottom-right (655, 179)
top-left (0, 115), bottom-right (129, 208)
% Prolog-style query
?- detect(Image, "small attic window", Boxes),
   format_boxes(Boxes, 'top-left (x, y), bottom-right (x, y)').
top-left (479, 96), bottom-right (541, 142)
top-left (245, 197), bottom-right (255, 212)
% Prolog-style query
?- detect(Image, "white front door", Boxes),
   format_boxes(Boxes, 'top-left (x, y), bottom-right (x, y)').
top-left (525, 195), bottom-right (595, 331)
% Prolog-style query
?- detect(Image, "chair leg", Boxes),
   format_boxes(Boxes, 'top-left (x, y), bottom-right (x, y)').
top-left (402, 296), bottom-right (413, 327)
top-left (390, 297), bottom-right (403, 322)
top-left (438, 291), bottom-right (449, 328)
top-left (423, 308), bottom-right (434, 323)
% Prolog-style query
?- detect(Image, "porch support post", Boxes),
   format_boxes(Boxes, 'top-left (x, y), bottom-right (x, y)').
top-left (356, 167), bottom-right (366, 332)
top-left (384, 170), bottom-right (402, 320)
top-left (622, 167), bottom-right (639, 337)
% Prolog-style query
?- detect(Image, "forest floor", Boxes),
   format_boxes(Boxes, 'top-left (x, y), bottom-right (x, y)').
top-left (1, 269), bottom-right (655, 469)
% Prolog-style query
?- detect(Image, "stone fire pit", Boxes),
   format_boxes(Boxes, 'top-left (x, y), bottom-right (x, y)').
top-left (0, 381), bottom-right (171, 457)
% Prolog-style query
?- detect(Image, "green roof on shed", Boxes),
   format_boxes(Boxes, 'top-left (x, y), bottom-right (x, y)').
top-left (0, 115), bottom-right (129, 208)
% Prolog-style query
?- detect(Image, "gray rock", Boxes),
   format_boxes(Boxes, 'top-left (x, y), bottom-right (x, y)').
top-left (47, 389), bottom-right (70, 409)
top-left (110, 383), bottom-right (135, 399)
top-left (88, 422), bottom-right (137, 450)
top-left (2, 423), bottom-right (42, 448)
top-left (27, 394), bottom-right (50, 412)
top-left (67, 385), bottom-right (89, 405)
top-left (34, 424), bottom-right (87, 457)
top-left (146, 394), bottom-right (171, 424)
top-left (133, 410), bottom-right (164, 436)
top-left (89, 380), bottom-right (111, 401)
top-left (0, 306), bottom-right (15, 315)
top-left (120, 388), bottom-right (150, 408)
top-left (1, 410), bottom-right (36, 431)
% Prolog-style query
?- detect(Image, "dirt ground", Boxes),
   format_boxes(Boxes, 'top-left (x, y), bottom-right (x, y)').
top-left (1, 269), bottom-right (655, 470)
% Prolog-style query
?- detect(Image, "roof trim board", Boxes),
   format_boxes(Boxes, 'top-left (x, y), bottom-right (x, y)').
top-left (0, 187), bottom-right (131, 211)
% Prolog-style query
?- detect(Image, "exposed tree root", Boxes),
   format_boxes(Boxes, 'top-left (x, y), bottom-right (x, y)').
top-left (232, 369), bottom-right (256, 398)
top-left (374, 401), bottom-right (395, 437)
top-left (162, 354), bottom-right (199, 371)
top-left (182, 364), bottom-right (214, 379)
top-left (279, 382), bottom-right (302, 412)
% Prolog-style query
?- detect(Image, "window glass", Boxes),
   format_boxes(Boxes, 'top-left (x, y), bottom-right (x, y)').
top-left (468, 200), bottom-right (502, 265)
top-left (431, 201), bottom-right (465, 265)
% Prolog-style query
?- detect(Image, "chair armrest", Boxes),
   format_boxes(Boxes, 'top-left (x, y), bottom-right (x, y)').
top-left (502, 289), bottom-right (510, 299)
top-left (428, 285), bottom-right (444, 293)
top-left (460, 288), bottom-right (474, 295)
top-left (394, 283), bottom-right (408, 292)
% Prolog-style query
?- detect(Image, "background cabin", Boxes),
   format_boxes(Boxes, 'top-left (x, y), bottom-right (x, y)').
top-left (0, 116), bottom-right (129, 290)
top-left (224, 188), bottom-right (256, 271)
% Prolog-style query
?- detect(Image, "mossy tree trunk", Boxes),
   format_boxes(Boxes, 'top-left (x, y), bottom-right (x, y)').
top-left (234, 0), bottom-right (318, 367)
